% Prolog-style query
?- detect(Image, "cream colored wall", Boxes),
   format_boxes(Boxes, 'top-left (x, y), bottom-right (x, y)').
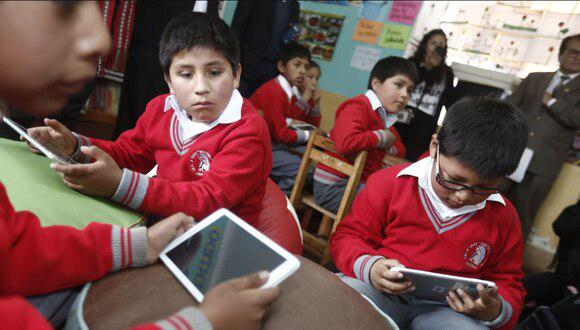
top-left (318, 89), bottom-right (348, 133)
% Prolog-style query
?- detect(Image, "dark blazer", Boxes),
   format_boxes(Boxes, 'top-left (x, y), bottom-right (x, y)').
top-left (507, 72), bottom-right (580, 178)
top-left (231, 0), bottom-right (299, 82)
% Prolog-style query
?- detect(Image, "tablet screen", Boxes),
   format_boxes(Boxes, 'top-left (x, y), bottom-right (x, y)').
top-left (165, 215), bottom-right (287, 294)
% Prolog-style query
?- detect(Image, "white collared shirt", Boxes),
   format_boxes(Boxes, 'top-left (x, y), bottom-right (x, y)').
top-left (397, 157), bottom-right (505, 220)
top-left (277, 74), bottom-right (294, 101)
top-left (192, 0), bottom-right (208, 13)
top-left (164, 89), bottom-right (243, 141)
top-left (546, 70), bottom-right (579, 94)
top-left (364, 90), bottom-right (398, 129)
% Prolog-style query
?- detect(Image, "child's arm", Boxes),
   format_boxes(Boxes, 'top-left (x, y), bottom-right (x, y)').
top-left (388, 126), bottom-right (406, 158)
top-left (332, 102), bottom-right (391, 155)
top-left (0, 182), bottom-right (193, 296)
top-left (108, 120), bottom-right (271, 220)
top-left (291, 97), bottom-right (321, 128)
top-left (472, 211), bottom-right (525, 329)
top-left (260, 93), bottom-right (308, 145)
top-left (330, 170), bottom-right (392, 283)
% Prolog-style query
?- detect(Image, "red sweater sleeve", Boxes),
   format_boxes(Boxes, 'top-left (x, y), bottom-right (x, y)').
top-left (291, 98), bottom-right (321, 128)
top-left (389, 126), bottom-right (406, 159)
top-left (87, 98), bottom-right (159, 174)
top-left (332, 102), bottom-right (380, 155)
top-left (126, 119), bottom-right (272, 220)
top-left (251, 83), bottom-right (299, 145)
top-left (331, 170), bottom-right (392, 276)
top-left (0, 185), bottom-right (114, 296)
top-left (482, 208), bottom-right (526, 329)
top-left (0, 296), bottom-right (53, 330)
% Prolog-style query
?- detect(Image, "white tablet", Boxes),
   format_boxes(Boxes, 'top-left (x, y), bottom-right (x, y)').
top-left (160, 208), bottom-right (301, 302)
top-left (2, 117), bottom-right (77, 165)
top-left (390, 267), bottom-right (496, 303)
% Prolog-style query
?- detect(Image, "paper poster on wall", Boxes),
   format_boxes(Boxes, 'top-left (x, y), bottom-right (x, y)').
top-left (387, 0), bottom-right (421, 25)
top-left (525, 38), bottom-right (561, 65)
top-left (350, 45), bottom-right (382, 71)
top-left (353, 19), bottom-right (383, 44)
top-left (358, 0), bottom-right (390, 22)
top-left (378, 23), bottom-right (412, 50)
top-left (462, 28), bottom-right (497, 55)
top-left (295, 10), bottom-right (345, 62)
top-left (492, 34), bottom-right (532, 62)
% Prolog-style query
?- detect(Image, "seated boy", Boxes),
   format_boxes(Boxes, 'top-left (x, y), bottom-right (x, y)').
top-left (331, 98), bottom-right (528, 329)
top-left (294, 60), bottom-right (322, 127)
top-left (28, 12), bottom-right (272, 228)
top-left (250, 41), bottom-right (320, 195)
top-left (0, 3), bottom-right (278, 329)
top-left (313, 57), bottom-right (416, 214)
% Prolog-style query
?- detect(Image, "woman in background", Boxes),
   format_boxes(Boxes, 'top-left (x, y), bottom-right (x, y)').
top-left (395, 29), bottom-right (456, 162)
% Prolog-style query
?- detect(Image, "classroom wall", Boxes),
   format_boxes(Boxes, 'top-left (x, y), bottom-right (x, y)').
top-left (222, 1), bottom-right (422, 131)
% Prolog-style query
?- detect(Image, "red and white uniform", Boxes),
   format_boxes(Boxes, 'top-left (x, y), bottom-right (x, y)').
top-left (0, 182), bottom-right (162, 329)
top-left (314, 90), bottom-right (406, 185)
top-left (331, 158), bottom-right (525, 329)
top-left (74, 90), bottom-right (272, 227)
top-left (250, 75), bottom-right (321, 145)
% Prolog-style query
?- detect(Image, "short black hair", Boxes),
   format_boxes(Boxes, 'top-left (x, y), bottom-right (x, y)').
top-left (159, 12), bottom-right (240, 75)
top-left (559, 33), bottom-right (580, 55)
top-left (309, 60), bottom-right (321, 76)
top-left (438, 97), bottom-right (528, 179)
top-left (367, 56), bottom-right (419, 89)
top-left (279, 41), bottom-right (311, 64)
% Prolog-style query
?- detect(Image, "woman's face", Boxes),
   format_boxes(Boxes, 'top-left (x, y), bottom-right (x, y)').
top-left (0, 2), bottom-right (110, 116)
top-left (426, 34), bottom-right (447, 57)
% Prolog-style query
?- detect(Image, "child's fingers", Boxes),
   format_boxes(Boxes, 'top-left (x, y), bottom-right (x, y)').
top-left (62, 177), bottom-right (83, 191)
top-left (44, 118), bottom-right (69, 134)
top-left (447, 290), bottom-right (465, 311)
top-left (375, 276), bottom-right (412, 293)
top-left (50, 162), bottom-right (92, 176)
top-left (247, 286), bottom-right (281, 307)
top-left (477, 284), bottom-right (492, 305)
top-left (457, 289), bottom-right (475, 310)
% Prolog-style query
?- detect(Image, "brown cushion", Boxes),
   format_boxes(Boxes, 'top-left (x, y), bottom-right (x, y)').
top-left (84, 257), bottom-right (391, 329)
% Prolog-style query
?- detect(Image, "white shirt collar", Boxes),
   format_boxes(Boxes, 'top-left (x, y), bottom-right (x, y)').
top-left (277, 74), bottom-right (294, 101)
top-left (364, 89), bottom-right (398, 129)
top-left (397, 157), bottom-right (505, 219)
top-left (557, 70), bottom-right (580, 81)
top-left (164, 89), bottom-right (243, 140)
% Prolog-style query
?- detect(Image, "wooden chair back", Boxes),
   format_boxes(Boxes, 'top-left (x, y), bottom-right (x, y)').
top-left (290, 131), bottom-right (367, 264)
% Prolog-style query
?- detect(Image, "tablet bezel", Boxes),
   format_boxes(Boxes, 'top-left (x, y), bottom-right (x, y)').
top-left (160, 208), bottom-right (300, 302)
top-left (2, 117), bottom-right (77, 165)
top-left (390, 267), bottom-right (496, 301)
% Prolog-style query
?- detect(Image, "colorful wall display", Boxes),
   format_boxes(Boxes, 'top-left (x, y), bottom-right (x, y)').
top-left (352, 19), bottom-right (384, 44)
top-left (387, 1), bottom-right (422, 25)
top-left (378, 23), bottom-right (412, 50)
top-left (295, 10), bottom-right (346, 62)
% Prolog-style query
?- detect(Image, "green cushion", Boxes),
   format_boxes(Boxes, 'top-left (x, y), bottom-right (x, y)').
top-left (0, 138), bottom-right (141, 228)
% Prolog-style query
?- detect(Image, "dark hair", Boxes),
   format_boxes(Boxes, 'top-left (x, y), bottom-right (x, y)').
top-left (410, 29), bottom-right (448, 85)
top-left (279, 41), bottom-right (311, 64)
top-left (438, 97), bottom-right (528, 179)
top-left (559, 33), bottom-right (580, 55)
top-left (367, 56), bottom-right (419, 89)
top-left (309, 60), bottom-right (321, 76)
top-left (159, 12), bottom-right (240, 75)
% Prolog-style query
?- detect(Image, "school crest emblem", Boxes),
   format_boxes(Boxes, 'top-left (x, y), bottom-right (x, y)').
top-left (189, 150), bottom-right (212, 176)
top-left (464, 241), bottom-right (491, 270)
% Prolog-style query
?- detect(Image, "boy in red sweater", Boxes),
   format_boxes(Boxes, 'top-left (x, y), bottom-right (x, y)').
top-left (250, 41), bottom-right (320, 195)
top-left (331, 98), bottom-right (529, 329)
top-left (27, 12), bottom-right (272, 229)
top-left (313, 57), bottom-right (417, 213)
top-left (0, 3), bottom-right (278, 329)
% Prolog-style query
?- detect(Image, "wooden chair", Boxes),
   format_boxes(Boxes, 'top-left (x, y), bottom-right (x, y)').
top-left (290, 131), bottom-right (367, 264)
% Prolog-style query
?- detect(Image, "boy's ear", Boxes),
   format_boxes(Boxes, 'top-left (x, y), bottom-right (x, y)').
top-left (164, 74), bottom-right (175, 95)
top-left (428, 134), bottom-right (438, 159)
top-left (370, 77), bottom-right (380, 92)
top-left (233, 64), bottom-right (242, 89)
top-left (277, 60), bottom-right (286, 74)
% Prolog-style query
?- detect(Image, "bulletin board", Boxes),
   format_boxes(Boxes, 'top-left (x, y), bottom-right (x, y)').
top-left (223, 1), bottom-right (423, 98)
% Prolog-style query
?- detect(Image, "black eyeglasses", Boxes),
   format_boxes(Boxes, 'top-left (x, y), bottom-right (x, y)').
top-left (435, 146), bottom-right (501, 196)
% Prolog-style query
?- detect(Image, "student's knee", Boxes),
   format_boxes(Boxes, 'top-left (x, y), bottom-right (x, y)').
top-left (410, 309), bottom-right (488, 330)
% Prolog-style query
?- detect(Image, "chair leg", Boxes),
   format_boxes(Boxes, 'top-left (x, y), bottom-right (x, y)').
top-left (300, 207), bottom-right (313, 230)
top-left (320, 245), bottom-right (332, 265)
top-left (318, 215), bottom-right (334, 237)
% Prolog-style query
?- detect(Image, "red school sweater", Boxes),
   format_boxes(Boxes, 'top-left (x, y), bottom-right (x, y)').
top-left (250, 78), bottom-right (321, 145)
top-left (79, 95), bottom-right (272, 227)
top-left (0, 182), bottom-right (152, 329)
top-left (314, 94), bottom-right (406, 184)
top-left (331, 165), bottom-right (525, 329)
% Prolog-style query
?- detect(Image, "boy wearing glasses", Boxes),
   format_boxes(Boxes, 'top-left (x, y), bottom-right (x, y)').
top-left (331, 98), bottom-right (528, 329)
